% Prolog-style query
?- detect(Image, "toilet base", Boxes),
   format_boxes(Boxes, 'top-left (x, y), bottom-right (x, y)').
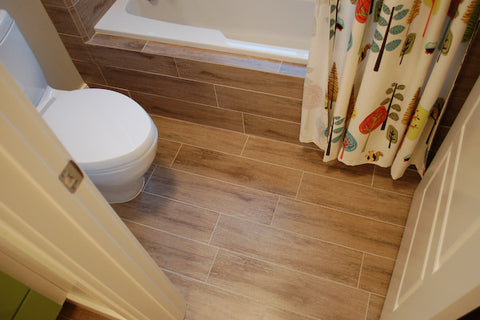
top-left (97, 176), bottom-right (145, 204)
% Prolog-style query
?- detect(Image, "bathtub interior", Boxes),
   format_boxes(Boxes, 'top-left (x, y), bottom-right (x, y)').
top-left (96, 0), bottom-right (314, 63)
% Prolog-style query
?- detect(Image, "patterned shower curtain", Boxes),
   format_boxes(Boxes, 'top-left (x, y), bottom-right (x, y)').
top-left (301, 0), bottom-right (479, 179)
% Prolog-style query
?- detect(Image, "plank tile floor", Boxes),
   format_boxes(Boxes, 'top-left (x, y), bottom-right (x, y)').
top-left (58, 115), bottom-right (420, 320)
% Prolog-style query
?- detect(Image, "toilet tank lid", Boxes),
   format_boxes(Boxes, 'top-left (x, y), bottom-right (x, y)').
top-left (42, 89), bottom-right (156, 170)
top-left (0, 10), bottom-right (13, 42)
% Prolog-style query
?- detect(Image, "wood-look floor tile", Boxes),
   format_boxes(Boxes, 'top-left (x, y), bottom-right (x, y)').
top-left (88, 34), bottom-right (147, 51)
top-left (208, 250), bottom-right (369, 320)
top-left (112, 192), bottom-right (218, 243)
top-left (145, 167), bottom-right (277, 224)
top-left (101, 66), bottom-right (217, 106)
top-left (297, 173), bottom-right (412, 225)
top-left (359, 254), bottom-right (395, 296)
top-left (373, 167), bottom-right (420, 195)
top-left (211, 215), bottom-right (362, 286)
top-left (175, 58), bottom-right (304, 99)
top-left (272, 197), bottom-right (403, 259)
top-left (367, 294), bottom-right (385, 320)
top-left (124, 221), bottom-right (218, 281)
top-left (173, 145), bottom-right (302, 197)
top-left (132, 92), bottom-right (244, 132)
top-left (215, 86), bottom-right (302, 122)
top-left (152, 138), bottom-right (181, 167)
top-left (243, 113), bottom-right (303, 145)
top-left (243, 136), bottom-right (374, 185)
top-left (166, 272), bottom-right (314, 320)
top-left (151, 116), bottom-right (247, 155)
top-left (89, 45), bottom-right (178, 76)
top-left (144, 42), bottom-right (282, 73)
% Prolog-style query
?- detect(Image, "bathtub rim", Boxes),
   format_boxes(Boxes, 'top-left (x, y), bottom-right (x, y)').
top-left (95, 0), bottom-right (310, 64)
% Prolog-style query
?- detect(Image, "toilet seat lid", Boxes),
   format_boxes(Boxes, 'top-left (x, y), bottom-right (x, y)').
top-left (42, 89), bottom-right (155, 170)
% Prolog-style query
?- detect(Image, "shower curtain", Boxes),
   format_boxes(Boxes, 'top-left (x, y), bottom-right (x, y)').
top-left (301, 0), bottom-right (479, 179)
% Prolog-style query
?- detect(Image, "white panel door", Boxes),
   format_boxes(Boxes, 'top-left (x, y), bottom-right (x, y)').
top-left (381, 76), bottom-right (480, 320)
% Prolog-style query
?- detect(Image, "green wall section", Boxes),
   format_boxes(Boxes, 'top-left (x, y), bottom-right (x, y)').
top-left (0, 271), bottom-right (62, 320)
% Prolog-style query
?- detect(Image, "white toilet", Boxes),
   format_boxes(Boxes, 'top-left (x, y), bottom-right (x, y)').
top-left (0, 10), bottom-right (158, 203)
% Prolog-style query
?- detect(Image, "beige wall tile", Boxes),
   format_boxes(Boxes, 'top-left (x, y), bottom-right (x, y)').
top-left (273, 197), bottom-right (403, 259)
top-left (166, 272), bottom-right (313, 320)
top-left (112, 192), bottom-right (218, 243)
top-left (175, 58), bottom-right (304, 99)
top-left (172, 145), bottom-right (303, 197)
top-left (101, 66), bottom-right (217, 106)
top-left (151, 116), bottom-right (247, 155)
top-left (124, 220), bottom-right (218, 281)
top-left (208, 250), bottom-right (369, 320)
top-left (359, 254), bottom-right (395, 296)
top-left (73, 0), bottom-right (114, 38)
top-left (144, 42), bottom-right (282, 73)
top-left (89, 45), bottom-right (178, 76)
top-left (211, 215), bottom-right (363, 286)
top-left (43, 5), bottom-right (82, 36)
top-left (145, 167), bottom-right (277, 224)
top-left (89, 34), bottom-right (147, 52)
top-left (216, 86), bottom-right (302, 122)
top-left (59, 34), bottom-right (92, 62)
top-left (72, 59), bottom-right (105, 84)
top-left (297, 173), bottom-right (412, 225)
top-left (132, 92), bottom-right (244, 132)
top-left (243, 136), bottom-right (374, 185)
top-left (243, 113), bottom-right (302, 145)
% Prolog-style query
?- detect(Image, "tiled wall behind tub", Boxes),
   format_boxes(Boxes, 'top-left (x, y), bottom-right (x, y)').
top-left (41, 0), bottom-right (308, 145)
top-left (41, 0), bottom-right (479, 151)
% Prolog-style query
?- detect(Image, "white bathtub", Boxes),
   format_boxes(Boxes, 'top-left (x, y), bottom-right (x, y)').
top-left (96, 0), bottom-right (314, 63)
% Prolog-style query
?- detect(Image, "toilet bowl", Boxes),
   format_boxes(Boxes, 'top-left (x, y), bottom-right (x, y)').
top-left (0, 10), bottom-right (157, 203)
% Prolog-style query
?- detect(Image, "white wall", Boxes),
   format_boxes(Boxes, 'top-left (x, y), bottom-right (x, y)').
top-left (0, 0), bottom-right (84, 89)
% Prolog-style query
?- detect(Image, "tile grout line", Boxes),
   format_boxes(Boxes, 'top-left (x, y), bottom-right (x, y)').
top-left (364, 292), bottom-right (372, 320)
top-left (213, 84), bottom-right (220, 108)
top-left (295, 171), bottom-right (305, 200)
top-left (204, 247), bottom-right (220, 283)
top-left (142, 164), bottom-right (157, 191)
top-left (162, 267), bottom-right (322, 320)
top-left (172, 57), bottom-right (181, 77)
top-left (269, 196), bottom-right (281, 226)
top-left (207, 214), bottom-right (221, 245)
top-left (239, 135), bottom-right (249, 156)
top-left (169, 144), bottom-right (183, 168)
top-left (357, 252), bottom-right (366, 288)
top-left (241, 112), bottom-right (246, 134)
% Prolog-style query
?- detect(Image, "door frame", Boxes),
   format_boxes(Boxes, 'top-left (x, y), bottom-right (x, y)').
top-left (0, 64), bottom-right (186, 320)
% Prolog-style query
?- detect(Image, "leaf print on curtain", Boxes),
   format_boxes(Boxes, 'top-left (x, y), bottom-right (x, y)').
top-left (300, 0), bottom-right (479, 179)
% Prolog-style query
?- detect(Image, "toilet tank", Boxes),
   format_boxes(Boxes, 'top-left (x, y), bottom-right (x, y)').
top-left (0, 10), bottom-right (48, 106)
